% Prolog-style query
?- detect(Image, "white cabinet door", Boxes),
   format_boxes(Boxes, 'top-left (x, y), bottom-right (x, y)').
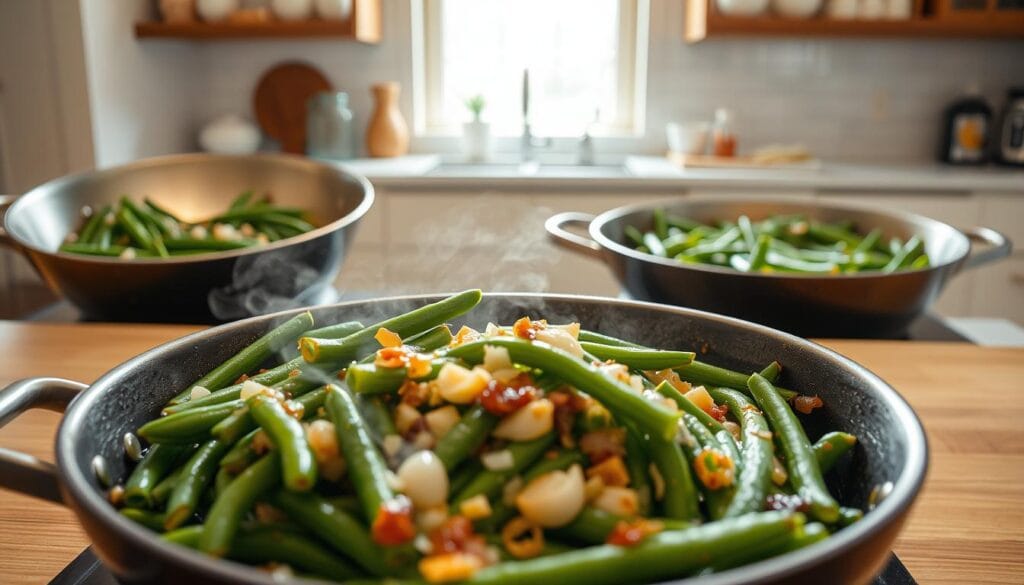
top-left (968, 256), bottom-right (1024, 325)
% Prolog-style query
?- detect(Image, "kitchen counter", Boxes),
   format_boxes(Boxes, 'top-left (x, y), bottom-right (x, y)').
top-left (337, 155), bottom-right (1024, 193)
top-left (1, 321), bottom-right (1022, 584)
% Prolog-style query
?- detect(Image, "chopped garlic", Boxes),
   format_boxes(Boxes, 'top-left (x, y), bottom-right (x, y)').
top-left (414, 533), bottom-right (434, 555)
top-left (189, 386), bottom-right (211, 400)
top-left (383, 434), bottom-right (404, 458)
top-left (240, 223), bottom-right (255, 237)
top-left (240, 380), bottom-right (272, 400)
top-left (190, 225), bottom-right (208, 239)
top-left (481, 449), bottom-right (515, 471)
top-left (119, 248), bottom-right (136, 260)
top-left (425, 405), bottom-right (461, 439)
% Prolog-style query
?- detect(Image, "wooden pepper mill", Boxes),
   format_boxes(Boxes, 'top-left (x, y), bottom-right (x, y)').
top-left (366, 82), bottom-right (409, 158)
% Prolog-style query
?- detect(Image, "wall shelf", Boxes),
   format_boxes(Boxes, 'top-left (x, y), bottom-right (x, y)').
top-left (685, 0), bottom-right (1024, 42)
top-left (135, 0), bottom-right (380, 43)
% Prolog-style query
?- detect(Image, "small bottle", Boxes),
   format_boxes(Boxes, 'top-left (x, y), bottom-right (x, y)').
top-left (938, 85), bottom-right (992, 165)
top-left (712, 108), bottom-right (737, 157)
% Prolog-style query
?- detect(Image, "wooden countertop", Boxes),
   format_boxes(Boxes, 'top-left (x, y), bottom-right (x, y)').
top-left (0, 321), bottom-right (1021, 584)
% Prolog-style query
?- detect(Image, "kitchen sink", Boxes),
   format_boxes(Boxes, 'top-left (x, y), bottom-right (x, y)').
top-left (427, 161), bottom-right (633, 178)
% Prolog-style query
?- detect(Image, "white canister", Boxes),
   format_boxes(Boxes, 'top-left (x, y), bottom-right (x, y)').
top-left (462, 121), bottom-right (492, 162)
top-left (826, 0), bottom-right (858, 19)
top-left (271, 0), bottom-right (314, 20)
top-left (199, 115), bottom-right (262, 155)
top-left (858, 0), bottom-right (886, 19)
top-left (773, 0), bottom-right (823, 18)
top-left (314, 0), bottom-right (352, 20)
top-left (885, 0), bottom-right (913, 19)
top-left (196, 0), bottom-right (239, 22)
top-left (716, 0), bottom-right (770, 17)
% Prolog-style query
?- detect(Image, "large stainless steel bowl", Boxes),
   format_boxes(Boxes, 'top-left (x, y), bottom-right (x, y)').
top-left (547, 198), bottom-right (1011, 338)
top-left (0, 293), bottom-right (926, 584)
top-left (0, 153), bottom-right (373, 323)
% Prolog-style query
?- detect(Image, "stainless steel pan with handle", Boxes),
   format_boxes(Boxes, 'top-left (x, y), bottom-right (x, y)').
top-left (0, 293), bottom-right (926, 585)
top-left (0, 153), bottom-right (374, 323)
top-left (547, 198), bottom-right (1011, 338)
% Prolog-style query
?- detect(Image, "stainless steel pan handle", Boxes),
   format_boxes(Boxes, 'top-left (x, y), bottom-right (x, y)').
top-left (545, 212), bottom-right (603, 261)
top-left (959, 226), bottom-right (1012, 272)
top-left (0, 194), bottom-right (17, 248)
top-left (0, 377), bottom-right (87, 504)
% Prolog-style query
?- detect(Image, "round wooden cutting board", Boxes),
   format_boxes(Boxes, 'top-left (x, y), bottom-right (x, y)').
top-left (253, 62), bottom-right (332, 154)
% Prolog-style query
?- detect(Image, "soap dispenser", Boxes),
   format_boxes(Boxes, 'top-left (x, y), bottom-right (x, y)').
top-left (938, 84), bottom-right (992, 165)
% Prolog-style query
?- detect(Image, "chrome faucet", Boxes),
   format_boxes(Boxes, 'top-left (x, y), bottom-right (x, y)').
top-left (521, 69), bottom-right (551, 163)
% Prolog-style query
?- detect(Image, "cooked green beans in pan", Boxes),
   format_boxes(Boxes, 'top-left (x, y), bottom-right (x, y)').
top-left (111, 290), bottom-right (861, 583)
top-left (630, 209), bottom-right (929, 274)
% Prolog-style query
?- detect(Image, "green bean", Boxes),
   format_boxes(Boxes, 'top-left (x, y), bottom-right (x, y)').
top-left (631, 422), bottom-right (700, 521)
top-left (124, 443), bottom-right (193, 508)
top-left (652, 381), bottom-right (727, 436)
top-left (748, 233), bottom-right (771, 271)
top-left (139, 399), bottom-right (244, 444)
top-left (578, 342), bottom-right (694, 370)
top-left (170, 311), bottom-right (315, 404)
top-left (836, 506), bottom-right (863, 528)
top-left (214, 466), bottom-right (233, 498)
top-left (642, 232), bottom-right (666, 257)
top-left (708, 387), bottom-right (774, 519)
top-left (164, 523), bottom-right (362, 580)
top-left (219, 428), bottom-right (261, 473)
top-left (212, 387), bottom-right (327, 444)
top-left (434, 404), bottom-right (500, 471)
top-left (404, 323), bottom-right (455, 352)
top-left (300, 289), bottom-right (482, 364)
top-left (747, 373), bottom-right (838, 523)
top-left (120, 508), bottom-right (166, 532)
top-left (116, 202), bottom-right (156, 252)
top-left (356, 395), bottom-right (398, 444)
top-left (652, 208), bottom-right (669, 240)
top-left (149, 467), bottom-right (182, 507)
top-left (250, 395), bottom-right (317, 492)
top-left (447, 338), bottom-right (680, 440)
top-left (551, 506), bottom-right (624, 544)
top-left (578, 330), bottom-right (640, 348)
top-left (271, 491), bottom-right (411, 577)
top-left (764, 251), bottom-right (840, 273)
top-left (452, 434), bottom-right (555, 506)
top-left (325, 384), bottom-right (395, 526)
top-left (163, 237), bottom-right (256, 251)
top-left (759, 361), bottom-right (782, 383)
top-left (675, 359), bottom-right (798, 401)
top-left (228, 191), bottom-right (254, 211)
top-left (449, 461), bottom-right (484, 496)
top-left (58, 243), bottom-right (155, 257)
top-left (883, 234), bottom-right (925, 273)
top-left (256, 221), bottom-right (281, 241)
top-left (123, 199), bottom-right (170, 256)
top-left (813, 431), bottom-right (857, 473)
top-left (144, 197), bottom-right (182, 223)
top-left (279, 320), bottom-right (365, 359)
top-left (466, 511), bottom-right (802, 585)
top-left (737, 215), bottom-right (757, 250)
top-left (164, 439), bottom-right (230, 530)
top-left (624, 225), bottom-right (645, 247)
top-left (213, 210), bottom-right (315, 233)
top-left (79, 205), bottom-right (110, 243)
top-left (666, 214), bottom-right (704, 232)
top-left (198, 454), bottom-right (280, 557)
top-left (347, 359), bottom-right (448, 395)
top-left (624, 430), bottom-right (653, 516)
top-left (807, 222), bottom-right (860, 249)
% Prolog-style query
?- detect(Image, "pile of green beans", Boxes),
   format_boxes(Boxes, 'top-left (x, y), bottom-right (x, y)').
top-left (60, 191), bottom-right (315, 259)
top-left (113, 289), bottom-right (862, 583)
top-left (628, 208), bottom-right (929, 274)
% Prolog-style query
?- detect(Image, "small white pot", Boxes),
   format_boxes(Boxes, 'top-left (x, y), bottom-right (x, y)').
top-left (462, 120), bottom-right (492, 162)
top-left (196, 0), bottom-right (238, 22)
top-left (716, 0), bottom-right (769, 17)
top-left (199, 114), bottom-right (262, 155)
top-left (826, 0), bottom-right (858, 19)
top-left (271, 0), bottom-right (313, 21)
top-left (314, 0), bottom-right (352, 19)
top-left (773, 0), bottom-right (822, 18)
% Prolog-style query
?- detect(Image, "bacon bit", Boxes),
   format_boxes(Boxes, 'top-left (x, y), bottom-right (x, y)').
top-left (708, 403), bottom-right (729, 422)
top-left (793, 395), bottom-right (824, 414)
top-left (478, 378), bottom-right (537, 416)
top-left (512, 317), bottom-right (547, 340)
top-left (586, 456), bottom-right (631, 487)
top-left (375, 327), bottom-right (403, 348)
top-left (501, 516), bottom-right (545, 559)
top-left (549, 390), bottom-right (589, 449)
top-left (579, 428), bottom-right (627, 464)
top-left (400, 380), bottom-right (431, 407)
top-left (428, 516), bottom-right (489, 557)
top-left (233, 373), bottom-right (250, 384)
top-left (337, 370), bottom-right (347, 381)
top-left (692, 448), bottom-right (735, 490)
top-left (418, 553), bottom-right (483, 583)
top-left (606, 519), bottom-right (665, 547)
top-left (372, 496), bottom-right (416, 545)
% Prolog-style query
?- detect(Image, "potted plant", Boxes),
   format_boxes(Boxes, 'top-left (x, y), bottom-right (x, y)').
top-left (462, 95), bottom-right (491, 162)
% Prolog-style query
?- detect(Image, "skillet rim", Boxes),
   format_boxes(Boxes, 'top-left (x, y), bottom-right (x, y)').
top-left (56, 292), bottom-right (929, 585)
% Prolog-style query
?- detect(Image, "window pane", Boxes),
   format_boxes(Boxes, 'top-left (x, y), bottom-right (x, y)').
top-left (435, 0), bottom-right (622, 136)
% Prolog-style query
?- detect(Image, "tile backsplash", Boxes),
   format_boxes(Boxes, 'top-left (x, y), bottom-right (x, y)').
top-left (161, 1), bottom-right (1024, 164)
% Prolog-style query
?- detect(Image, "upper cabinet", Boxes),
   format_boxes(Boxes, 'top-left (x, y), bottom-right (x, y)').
top-left (135, 0), bottom-right (381, 43)
top-left (685, 0), bottom-right (1024, 42)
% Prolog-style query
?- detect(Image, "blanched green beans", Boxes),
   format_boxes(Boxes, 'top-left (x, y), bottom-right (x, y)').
top-left (434, 404), bottom-right (499, 471)
top-left (124, 443), bottom-right (193, 508)
top-left (250, 395), bottom-right (317, 492)
top-left (165, 439), bottom-right (229, 529)
top-left (198, 454), bottom-right (280, 557)
top-left (578, 342), bottom-right (694, 370)
top-left (708, 387), bottom-right (774, 518)
top-left (452, 434), bottom-right (555, 506)
top-left (814, 431), bottom-right (857, 472)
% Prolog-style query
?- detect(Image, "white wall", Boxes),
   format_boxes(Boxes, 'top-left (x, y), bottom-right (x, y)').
top-left (78, 0), bottom-right (200, 167)
top-left (188, 0), bottom-right (1024, 164)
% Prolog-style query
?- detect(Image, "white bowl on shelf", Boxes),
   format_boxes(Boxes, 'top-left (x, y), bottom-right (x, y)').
top-left (716, 0), bottom-right (770, 17)
top-left (773, 0), bottom-right (823, 18)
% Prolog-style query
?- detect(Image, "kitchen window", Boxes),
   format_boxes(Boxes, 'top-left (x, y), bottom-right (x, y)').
top-left (414, 0), bottom-right (648, 139)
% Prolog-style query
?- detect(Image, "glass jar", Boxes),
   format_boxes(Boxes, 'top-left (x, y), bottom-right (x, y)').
top-left (306, 91), bottom-right (356, 160)
top-left (711, 108), bottom-right (737, 157)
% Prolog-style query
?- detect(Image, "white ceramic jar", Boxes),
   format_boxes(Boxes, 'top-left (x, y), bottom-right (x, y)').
top-left (199, 115), bottom-right (262, 155)
top-left (196, 0), bottom-right (238, 22)
top-left (314, 0), bottom-right (352, 19)
top-left (271, 0), bottom-right (313, 20)
top-left (716, 0), bottom-right (770, 17)
top-left (773, 0), bottom-right (822, 17)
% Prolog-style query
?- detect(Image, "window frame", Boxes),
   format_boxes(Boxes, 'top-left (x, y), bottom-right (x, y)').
top-left (411, 0), bottom-right (649, 140)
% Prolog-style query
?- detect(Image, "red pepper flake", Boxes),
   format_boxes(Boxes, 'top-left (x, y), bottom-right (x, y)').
top-left (479, 378), bottom-right (537, 416)
top-left (606, 519), bottom-right (664, 547)
top-left (372, 496), bottom-right (416, 546)
top-left (429, 515), bottom-right (486, 556)
top-left (793, 395), bottom-right (824, 414)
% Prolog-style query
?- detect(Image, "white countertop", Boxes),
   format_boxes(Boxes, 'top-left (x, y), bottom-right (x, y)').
top-left (336, 155), bottom-right (1024, 193)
